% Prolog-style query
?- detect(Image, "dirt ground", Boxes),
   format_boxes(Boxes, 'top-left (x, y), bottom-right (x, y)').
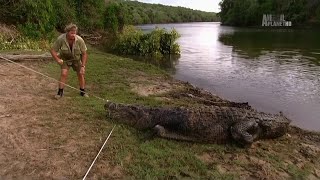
top-left (1, 60), bottom-right (320, 179)
top-left (0, 61), bottom-right (119, 179)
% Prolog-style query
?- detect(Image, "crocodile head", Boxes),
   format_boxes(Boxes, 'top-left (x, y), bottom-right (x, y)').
top-left (231, 112), bottom-right (291, 145)
top-left (257, 112), bottom-right (291, 139)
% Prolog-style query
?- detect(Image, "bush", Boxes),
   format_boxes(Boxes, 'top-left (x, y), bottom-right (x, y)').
top-left (0, 36), bottom-right (48, 51)
top-left (112, 25), bottom-right (180, 57)
top-left (52, 0), bottom-right (77, 32)
top-left (112, 26), bottom-right (143, 55)
top-left (0, 24), bottom-right (50, 51)
top-left (76, 0), bottom-right (105, 31)
top-left (0, 0), bottom-right (106, 39)
top-left (104, 2), bottom-right (127, 34)
top-left (16, 0), bottom-right (56, 40)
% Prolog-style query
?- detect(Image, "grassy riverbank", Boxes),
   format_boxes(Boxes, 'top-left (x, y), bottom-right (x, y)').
top-left (1, 46), bottom-right (319, 179)
top-left (41, 47), bottom-right (320, 179)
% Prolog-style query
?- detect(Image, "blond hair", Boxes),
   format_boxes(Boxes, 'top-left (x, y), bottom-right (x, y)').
top-left (64, 23), bottom-right (78, 32)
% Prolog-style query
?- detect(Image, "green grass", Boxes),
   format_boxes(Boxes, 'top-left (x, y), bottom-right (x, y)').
top-left (42, 47), bottom-right (238, 178)
top-left (47, 49), bottom-right (167, 105)
top-left (287, 164), bottom-right (312, 180)
top-left (41, 47), bottom-right (317, 179)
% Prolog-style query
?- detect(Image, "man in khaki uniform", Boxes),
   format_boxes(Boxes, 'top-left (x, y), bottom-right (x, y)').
top-left (50, 23), bottom-right (88, 99)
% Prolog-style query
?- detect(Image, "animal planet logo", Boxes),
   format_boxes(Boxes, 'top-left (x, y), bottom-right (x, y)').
top-left (262, 14), bottom-right (292, 27)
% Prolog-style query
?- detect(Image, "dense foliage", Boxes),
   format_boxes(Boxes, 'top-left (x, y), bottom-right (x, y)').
top-left (219, 0), bottom-right (320, 26)
top-left (0, 0), bottom-right (215, 56)
top-left (0, 0), bottom-right (56, 39)
top-left (104, 2), bottom-right (127, 34)
top-left (0, 0), bottom-right (217, 37)
top-left (116, 1), bottom-right (219, 24)
top-left (112, 25), bottom-right (180, 57)
top-left (0, 0), bottom-right (105, 38)
top-left (0, 24), bottom-right (46, 51)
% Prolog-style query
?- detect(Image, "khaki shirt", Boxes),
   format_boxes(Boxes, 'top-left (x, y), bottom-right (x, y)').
top-left (52, 34), bottom-right (87, 61)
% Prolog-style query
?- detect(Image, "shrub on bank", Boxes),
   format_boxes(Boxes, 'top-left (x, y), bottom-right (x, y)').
top-left (0, 36), bottom-right (49, 51)
top-left (0, 24), bottom-right (50, 51)
top-left (112, 25), bottom-right (180, 57)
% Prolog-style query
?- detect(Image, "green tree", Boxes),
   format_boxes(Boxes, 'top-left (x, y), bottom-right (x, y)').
top-left (52, 0), bottom-right (77, 32)
top-left (18, 0), bottom-right (56, 39)
top-left (104, 2), bottom-right (127, 33)
top-left (74, 0), bottom-right (105, 31)
top-left (118, 1), bottom-right (218, 25)
top-left (219, 0), bottom-right (320, 26)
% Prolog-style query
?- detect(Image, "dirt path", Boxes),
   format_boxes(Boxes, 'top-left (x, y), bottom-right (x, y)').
top-left (1, 60), bottom-right (320, 179)
top-left (0, 61), bottom-right (119, 179)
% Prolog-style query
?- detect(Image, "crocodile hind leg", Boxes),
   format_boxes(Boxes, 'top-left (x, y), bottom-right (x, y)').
top-left (153, 125), bottom-right (198, 142)
top-left (230, 120), bottom-right (260, 145)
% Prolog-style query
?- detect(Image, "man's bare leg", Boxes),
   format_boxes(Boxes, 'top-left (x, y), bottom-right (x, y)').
top-left (55, 68), bottom-right (69, 99)
top-left (77, 73), bottom-right (85, 89)
top-left (59, 68), bottom-right (69, 89)
top-left (77, 73), bottom-right (88, 97)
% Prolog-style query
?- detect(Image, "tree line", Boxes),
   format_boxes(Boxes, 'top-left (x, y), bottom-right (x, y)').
top-left (0, 0), bottom-right (218, 39)
top-left (117, 1), bottom-right (219, 24)
top-left (219, 0), bottom-right (320, 26)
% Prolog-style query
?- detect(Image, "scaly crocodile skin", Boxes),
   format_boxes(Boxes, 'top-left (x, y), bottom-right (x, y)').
top-left (105, 102), bottom-right (291, 145)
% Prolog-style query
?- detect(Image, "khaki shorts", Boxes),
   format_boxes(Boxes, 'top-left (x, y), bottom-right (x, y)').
top-left (61, 60), bottom-right (82, 72)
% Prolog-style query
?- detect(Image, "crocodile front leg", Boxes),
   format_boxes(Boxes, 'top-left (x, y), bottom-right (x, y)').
top-left (230, 120), bottom-right (260, 145)
top-left (153, 125), bottom-right (199, 142)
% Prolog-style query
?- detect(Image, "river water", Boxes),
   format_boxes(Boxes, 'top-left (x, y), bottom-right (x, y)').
top-left (136, 22), bottom-right (320, 131)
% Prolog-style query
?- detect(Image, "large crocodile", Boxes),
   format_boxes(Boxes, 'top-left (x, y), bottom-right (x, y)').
top-left (105, 102), bottom-right (291, 145)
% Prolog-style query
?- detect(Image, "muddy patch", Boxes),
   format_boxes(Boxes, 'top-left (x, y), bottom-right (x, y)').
top-left (130, 74), bottom-right (183, 96)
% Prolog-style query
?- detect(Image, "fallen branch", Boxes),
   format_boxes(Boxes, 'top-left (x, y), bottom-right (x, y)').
top-left (0, 53), bottom-right (52, 61)
top-left (81, 32), bottom-right (102, 40)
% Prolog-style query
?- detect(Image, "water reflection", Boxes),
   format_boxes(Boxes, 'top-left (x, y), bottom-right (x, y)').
top-left (136, 23), bottom-right (320, 131)
top-left (120, 54), bottom-right (180, 73)
top-left (218, 29), bottom-right (320, 61)
top-left (216, 28), bottom-right (320, 130)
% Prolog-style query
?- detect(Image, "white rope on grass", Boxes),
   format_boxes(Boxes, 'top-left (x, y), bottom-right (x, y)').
top-left (0, 55), bottom-right (108, 102)
top-left (0, 55), bottom-right (115, 178)
top-left (82, 125), bottom-right (116, 180)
